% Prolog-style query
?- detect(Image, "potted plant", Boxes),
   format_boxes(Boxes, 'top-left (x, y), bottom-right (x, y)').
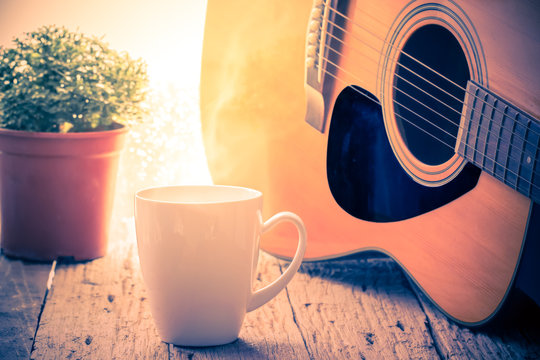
top-left (0, 25), bottom-right (148, 261)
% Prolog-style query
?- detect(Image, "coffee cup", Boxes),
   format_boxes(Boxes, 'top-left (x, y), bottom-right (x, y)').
top-left (134, 185), bottom-right (307, 346)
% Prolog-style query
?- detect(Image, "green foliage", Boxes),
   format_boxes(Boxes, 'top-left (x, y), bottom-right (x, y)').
top-left (0, 25), bottom-right (149, 132)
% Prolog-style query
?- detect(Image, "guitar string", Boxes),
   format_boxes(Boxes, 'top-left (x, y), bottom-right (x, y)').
top-left (323, 29), bottom-right (463, 120)
top-left (319, 40), bottom-right (534, 158)
top-left (318, 49), bottom-right (540, 179)
top-left (313, 20), bottom-right (540, 191)
top-left (317, 2), bottom-right (540, 140)
top-left (323, 2), bottom-right (464, 94)
top-left (318, 17), bottom-right (540, 145)
top-left (314, 27), bottom-right (538, 158)
top-left (320, 30), bottom-right (465, 144)
top-left (316, 58), bottom-right (540, 192)
top-left (312, 17), bottom-right (540, 155)
top-left (321, 15), bottom-right (464, 107)
top-left (317, 65), bottom-right (540, 192)
top-left (317, 29), bottom-right (540, 170)
top-left (323, 3), bottom-right (540, 139)
top-left (320, 50), bottom-right (459, 146)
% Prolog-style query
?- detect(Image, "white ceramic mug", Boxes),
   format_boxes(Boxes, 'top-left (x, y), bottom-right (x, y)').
top-left (134, 185), bottom-right (307, 346)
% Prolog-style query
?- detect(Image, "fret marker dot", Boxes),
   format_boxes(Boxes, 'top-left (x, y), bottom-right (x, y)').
top-left (527, 156), bottom-right (532, 164)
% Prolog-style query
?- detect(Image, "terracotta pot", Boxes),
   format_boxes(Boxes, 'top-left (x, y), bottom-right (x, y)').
top-left (0, 124), bottom-right (127, 261)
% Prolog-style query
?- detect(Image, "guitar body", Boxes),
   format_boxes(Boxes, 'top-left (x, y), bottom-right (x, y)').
top-left (200, 0), bottom-right (539, 325)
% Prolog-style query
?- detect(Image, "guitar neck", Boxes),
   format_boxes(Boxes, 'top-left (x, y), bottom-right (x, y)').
top-left (456, 81), bottom-right (540, 203)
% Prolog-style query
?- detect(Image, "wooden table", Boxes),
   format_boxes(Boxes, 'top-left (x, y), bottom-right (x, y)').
top-left (2, 218), bottom-right (540, 359)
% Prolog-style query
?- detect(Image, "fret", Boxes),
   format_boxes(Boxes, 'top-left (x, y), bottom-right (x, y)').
top-left (473, 94), bottom-right (489, 166)
top-left (513, 112), bottom-right (535, 197)
top-left (457, 81), bottom-right (540, 203)
top-left (531, 124), bottom-right (540, 202)
top-left (517, 116), bottom-right (529, 196)
top-left (492, 102), bottom-right (506, 180)
top-left (524, 118), bottom-right (540, 200)
top-left (456, 87), bottom-right (478, 161)
top-left (476, 119), bottom-right (488, 168)
top-left (481, 96), bottom-right (496, 173)
top-left (464, 90), bottom-right (478, 160)
top-left (506, 112), bottom-right (520, 190)
top-left (498, 106), bottom-right (511, 184)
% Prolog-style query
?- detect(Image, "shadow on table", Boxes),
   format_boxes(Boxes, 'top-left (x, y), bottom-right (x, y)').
top-left (293, 251), bottom-right (540, 337)
top-left (171, 338), bottom-right (274, 359)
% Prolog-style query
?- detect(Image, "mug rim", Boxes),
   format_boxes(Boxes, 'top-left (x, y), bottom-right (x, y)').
top-left (135, 184), bottom-right (262, 205)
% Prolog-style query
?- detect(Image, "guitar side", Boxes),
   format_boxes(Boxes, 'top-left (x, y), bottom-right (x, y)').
top-left (200, 0), bottom-right (536, 324)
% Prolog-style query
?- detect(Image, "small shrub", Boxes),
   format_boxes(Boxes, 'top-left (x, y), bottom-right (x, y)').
top-left (0, 25), bottom-right (149, 132)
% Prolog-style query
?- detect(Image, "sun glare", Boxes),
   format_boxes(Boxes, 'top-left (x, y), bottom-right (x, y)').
top-left (0, 0), bottom-right (213, 238)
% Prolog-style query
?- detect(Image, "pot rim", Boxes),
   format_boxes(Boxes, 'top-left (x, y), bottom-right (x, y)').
top-left (0, 122), bottom-right (128, 156)
top-left (0, 122), bottom-right (127, 140)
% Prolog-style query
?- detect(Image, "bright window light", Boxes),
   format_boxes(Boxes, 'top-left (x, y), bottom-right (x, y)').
top-left (0, 0), bottom-right (212, 239)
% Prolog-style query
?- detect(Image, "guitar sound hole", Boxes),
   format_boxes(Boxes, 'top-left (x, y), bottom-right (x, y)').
top-left (394, 24), bottom-right (470, 166)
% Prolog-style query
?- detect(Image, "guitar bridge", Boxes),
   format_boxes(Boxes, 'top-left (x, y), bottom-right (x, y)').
top-left (304, 0), bottom-right (334, 133)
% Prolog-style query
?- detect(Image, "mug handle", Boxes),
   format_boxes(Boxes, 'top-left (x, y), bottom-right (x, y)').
top-left (247, 211), bottom-right (307, 312)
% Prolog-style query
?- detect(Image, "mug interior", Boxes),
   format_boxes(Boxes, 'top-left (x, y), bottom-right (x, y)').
top-left (136, 185), bottom-right (262, 204)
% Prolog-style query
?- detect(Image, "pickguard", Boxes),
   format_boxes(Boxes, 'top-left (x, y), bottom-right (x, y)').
top-left (326, 86), bottom-right (481, 222)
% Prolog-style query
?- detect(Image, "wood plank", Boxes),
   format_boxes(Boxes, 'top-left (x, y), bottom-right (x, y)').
top-left (414, 283), bottom-right (540, 359)
top-left (30, 219), bottom-right (169, 359)
top-left (31, 219), bottom-right (310, 359)
top-left (26, 214), bottom-right (540, 359)
top-left (169, 251), bottom-right (310, 360)
top-left (280, 253), bottom-right (441, 359)
top-left (0, 255), bottom-right (52, 359)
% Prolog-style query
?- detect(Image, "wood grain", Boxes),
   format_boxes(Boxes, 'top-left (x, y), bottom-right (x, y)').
top-left (169, 251), bottom-right (310, 360)
top-left (3, 227), bottom-right (537, 359)
top-left (414, 282), bottom-right (540, 359)
top-left (281, 252), bottom-right (540, 359)
top-left (31, 219), bottom-right (310, 360)
top-left (0, 255), bottom-right (52, 359)
top-left (30, 219), bottom-right (169, 359)
top-left (280, 254), bottom-right (441, 359)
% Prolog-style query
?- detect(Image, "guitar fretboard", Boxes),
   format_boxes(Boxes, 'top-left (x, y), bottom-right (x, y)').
top-left (456, 81), bottom-right (540, 204)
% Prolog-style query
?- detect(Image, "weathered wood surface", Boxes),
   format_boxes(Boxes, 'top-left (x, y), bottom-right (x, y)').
top-left (0, 255), bottom-right (52, 359)
top-left (30, 219), bottom-right (168, 359)
top-left (288, 256), bottom-right (540, 360)
top-left (283, 256), bottom-right (440, 359)
top-left (1, 220), bottom-right (539, 359)
top-left (30, 219), bottom-right (309, 360)
top-left (414, 282), bottom-right (540, 360)
top-left (169, 247), bottom-right (309, 360)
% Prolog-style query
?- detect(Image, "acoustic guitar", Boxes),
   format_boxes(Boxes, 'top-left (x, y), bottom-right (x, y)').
top-left (200, 0), bottom-right (539, 325)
